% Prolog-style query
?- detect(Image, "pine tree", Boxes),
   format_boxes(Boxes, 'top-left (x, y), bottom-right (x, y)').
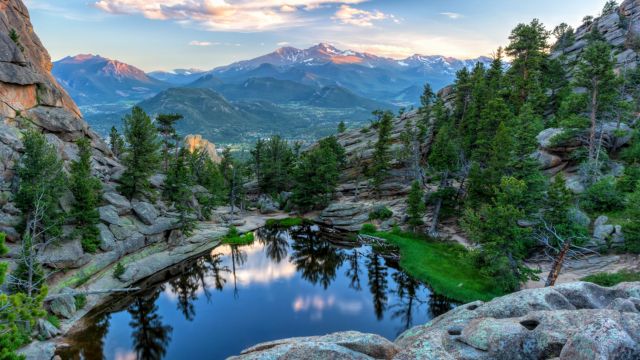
top-left (552, 23), bottom-right (576, 53)
top-left (220, 148), bottom-right (247, 213)
top-left (15, 130), bottom-right (66, 241)
top-left (164, 148), bottom-right (196, 236)
top-left (0, 232), bottom-right (46, 360)
top-left (505, 19), bottom-right (549, 111)
top-left (369, 111), bottom-right (394, 195)
top-left (253, 136), bottom-right (295, 195)
top-left (406, 181), bottom-right (425, 230)
top-left (109, 126), bottom-right (125, 158)
top-left (291, 137), bottom-right (344, 210)
top-left (8, 28), bottom-right (24, 53)
top-left (602, 0), bottom-right (618, 15)
top-left (118, 107), bottom-right (161, 199)
top-left (10, 233), bottom-right (44, 296)
top-left (428, 123), bottom-right (460, 235)
top-left (70, 138), bottom-right (103, 253)
top-left (624, 185), bottom-right (640, 253)
top-left (337, 121), bottom-right (347, 133)
top-left (156, 113), bottom-right (183, 172)
top-left (463, 177), bottom-right (539, 293)
top-left (575, 38), bottom-right (619, 162)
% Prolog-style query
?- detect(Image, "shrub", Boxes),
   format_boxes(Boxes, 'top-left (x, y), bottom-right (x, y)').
top-left (360, 223), bottom-right (377, 234)
top-left (46, 314), bottom-right (61, 329)
top-left (580, 177), bottom-right (625, 212)
top-left (623, 187), bottom-right (640, 254)
top-left (582, 270), bottom-right (640, 286)
top-left (222, 226), bottom-right (255, 245)
top-left (368, 206), bottom-right (393, 221)
top-left (265, 217), bottom-right (310, 229)
top-left (74, 294), bottom-right (87, 310)
top-left (113, 262), bottom-right (126, 280)
top-left (617, 165), bottom-right (640, 193)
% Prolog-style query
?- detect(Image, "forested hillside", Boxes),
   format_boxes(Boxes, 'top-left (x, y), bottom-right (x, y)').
top-left (240, 0), bottom-right (640, 295)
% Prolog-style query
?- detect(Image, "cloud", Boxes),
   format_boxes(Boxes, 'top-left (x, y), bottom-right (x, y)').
top-left (93, 0), bottom-right (369, 31)
top-left (189, 40), bottom-right (213, 46)
top-left (440, 12), bottom-right (463, 20)
top-left (280, 4), bottom-right (297, 12)
top-left (277, 41), bottom-right (291, 46)
top-left (333, 5), bottom-right (389, 27)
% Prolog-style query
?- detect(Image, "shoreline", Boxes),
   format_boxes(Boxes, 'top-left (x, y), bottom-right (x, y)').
top-left (19, 211), bottom-right (290, 359)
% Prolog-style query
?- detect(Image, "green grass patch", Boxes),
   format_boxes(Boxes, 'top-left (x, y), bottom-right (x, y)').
top-left (265, 217), bottom-right (311, 229)
top-left (46, 314), bottom-right (61, 329)
top-left (362, 230), bottom-right (505, 303)
top-left (581, 270), bottom-right (640, 286)
top-left (74, 294), bottom-right (87, 310)
top-left (222, 226), bottom-right (255, 245)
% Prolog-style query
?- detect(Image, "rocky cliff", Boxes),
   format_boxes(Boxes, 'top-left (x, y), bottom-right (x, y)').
top-left (0, 0), bottom-right (188, 287)
top-left (551, 0), bottom-right (640, 71)
top-left (316, 110), bottom-right (432, 232)
top-left (230, 281), bottom-right (640, 359)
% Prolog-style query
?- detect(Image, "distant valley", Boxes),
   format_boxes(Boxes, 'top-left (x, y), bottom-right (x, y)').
top-left (53, 43), bottom-right (491, 143)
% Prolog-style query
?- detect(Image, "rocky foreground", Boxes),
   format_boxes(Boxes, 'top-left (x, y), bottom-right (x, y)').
top-left (230, 282), bottom-right (640, 360)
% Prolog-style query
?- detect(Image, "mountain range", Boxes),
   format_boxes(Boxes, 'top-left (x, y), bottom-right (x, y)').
top-left (53, 44), bottom-right (491, 142)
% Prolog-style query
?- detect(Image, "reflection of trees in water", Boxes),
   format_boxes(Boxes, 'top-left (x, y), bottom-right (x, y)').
top-left (290, 226), bottom-right (344, 289)
top-left (390, 271), bottom-right (423, 335)
top-left (55, 313), bottom-right (111, 359)
top-left (345, 249), bottom-right (362, 291)
top-left (168, 254), bottom-right (229, 321)
top-left (366, 253), bottom-right (388, 320)
top-left (128, 289), bottom-right (173, 360)
top-left (230, 245), bottom-right (247, 298)
top-left (428, 293), bottom-right (453, 318)
top-left (257, 228), bottom-right (290, 263)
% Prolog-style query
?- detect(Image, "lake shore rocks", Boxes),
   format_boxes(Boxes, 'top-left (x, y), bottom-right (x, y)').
top-left (230, 281), bottom-right (640, 360)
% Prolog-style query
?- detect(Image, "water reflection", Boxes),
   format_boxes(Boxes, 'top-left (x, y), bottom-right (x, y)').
top-left (58, 225), bottom-right (455, 360)
top-left (128, 291), bottom-right (173, 360)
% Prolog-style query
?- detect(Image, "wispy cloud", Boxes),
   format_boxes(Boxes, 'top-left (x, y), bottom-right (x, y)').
top-left (440, 12), bottom-right (463, 20)
top-left (277, 41), bottom-right (291, 46)
top-left (189, 40), bottom-right (213, 46)
top-left (93, 0), bottom-right (369, 31)
top-left (333, 5), bottom-right (391, 27)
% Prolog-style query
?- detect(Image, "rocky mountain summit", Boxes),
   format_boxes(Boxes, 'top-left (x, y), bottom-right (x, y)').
top-left (230, 281), bottom-right (640, 360)
top-left (52, 54), bottom-right (168, 106)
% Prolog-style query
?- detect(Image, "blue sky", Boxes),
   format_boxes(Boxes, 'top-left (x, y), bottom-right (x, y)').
top-left (25, 0), bottom-right (606, 72)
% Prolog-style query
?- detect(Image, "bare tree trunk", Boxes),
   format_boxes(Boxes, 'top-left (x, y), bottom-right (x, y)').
top-left (429, 170), bottom-right (448, 237)
top-left (545, 239), bottom-right (572, 287)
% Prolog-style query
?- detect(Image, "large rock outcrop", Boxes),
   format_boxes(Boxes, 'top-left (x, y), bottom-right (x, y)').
top-left (0, 0), bottom-right (190, 283)
top-left (315, 110), bottom-right (428, 231)
top-left (185, 134), bottom-right (221, 163)
top-left (551, 0), bottom-right (640, 71)
top-left (231, 282), bottom-right (640, 360)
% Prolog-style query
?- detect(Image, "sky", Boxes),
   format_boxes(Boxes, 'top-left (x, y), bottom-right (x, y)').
top-left (25, 0), bottom-right (606, 72)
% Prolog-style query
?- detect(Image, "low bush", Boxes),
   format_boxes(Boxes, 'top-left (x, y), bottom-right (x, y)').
top-left (74, 294), bottom-right (87, 310)
top-left (617, 165), bottom-right (640, 193)
top-left (581, 177), bottom-right (625, 213)
top-left (368, 206), bottom-right (393, 221)
top-left (582, 270), bottom-right (640, 286)
top-left (361, 223), bottom-right (377, 234)
top-left (46, 314), bottom-right (60, 329)
top-left (113, 262), bottom-right (126, 280)
top-left (265, 217), bottom-right (310, 229)
top-left (222, 226), bottom-right (255, 246)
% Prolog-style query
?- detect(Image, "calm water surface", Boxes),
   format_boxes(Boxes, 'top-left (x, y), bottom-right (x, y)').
top-left (58, 225), bottom-right (454, 359)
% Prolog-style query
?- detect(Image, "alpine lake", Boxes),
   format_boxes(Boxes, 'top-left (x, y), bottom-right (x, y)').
top-left (56, 224), bottom-right (455, 359)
